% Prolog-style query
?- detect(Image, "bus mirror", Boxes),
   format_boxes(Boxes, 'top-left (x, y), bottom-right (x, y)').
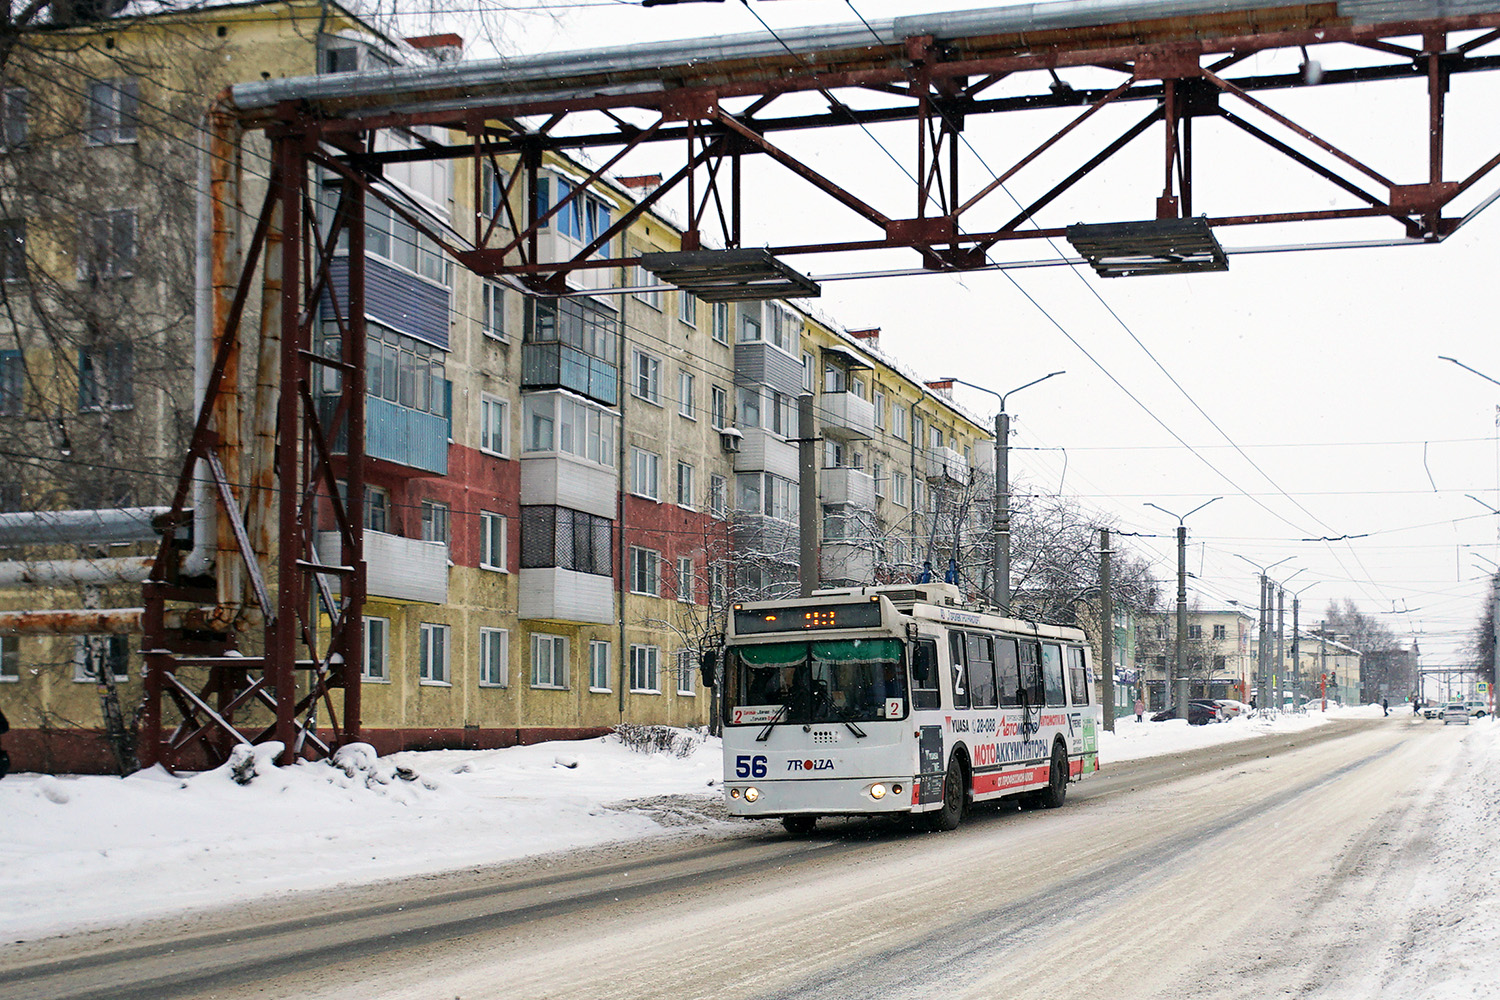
top-left (699, 650), bottom-right (718, 689)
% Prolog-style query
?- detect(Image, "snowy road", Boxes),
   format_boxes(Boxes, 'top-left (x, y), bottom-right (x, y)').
top-left (5, 715), bottom-right (1494, 1000)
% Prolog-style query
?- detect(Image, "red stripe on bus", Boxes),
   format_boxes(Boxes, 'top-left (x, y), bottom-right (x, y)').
top-left (971, 765), bottom-right (1050, 795)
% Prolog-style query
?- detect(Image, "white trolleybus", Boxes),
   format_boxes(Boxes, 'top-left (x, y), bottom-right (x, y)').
top-left (714, 583), bottom-right (1100, 834)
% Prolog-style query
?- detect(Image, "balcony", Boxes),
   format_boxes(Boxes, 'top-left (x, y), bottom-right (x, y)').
top-left (315, 530), bottom-right (448, 604)
top-left (538, 231), bottom-right (615, 292)
top-left (821, 541), bottom-right (875, 586)
top-left (971, 439), bottom-right (996, 475)
top-left (821, 467), bottom-right (875, 509)
top-left (521, 454), bottom-right (619, 521)
top-left (317, 394), bottom-right (449, 477)
top-left (926, 446), bottom-right (968, 483)
top-left (734, 428), bottom-right (799, 480)
top-left (522, 342), bottom-right (619, 407)
top-left (519, 567), bottom-right (614, 624)
top-left (820, 391), bottom-right (875, 440)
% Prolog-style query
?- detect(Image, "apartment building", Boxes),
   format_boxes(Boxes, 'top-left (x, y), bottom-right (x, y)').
top-left (0, 1), bottom-right (993, 771)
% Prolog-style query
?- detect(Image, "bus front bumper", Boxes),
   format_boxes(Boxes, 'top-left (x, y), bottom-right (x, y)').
top-left (724, 776), bottom-right (916, 819)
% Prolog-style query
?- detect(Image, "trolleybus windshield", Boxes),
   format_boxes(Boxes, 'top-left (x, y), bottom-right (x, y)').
top-left (725, 638), bottom-right (907, 726)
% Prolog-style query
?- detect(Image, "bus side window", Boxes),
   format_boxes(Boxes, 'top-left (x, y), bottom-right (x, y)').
top-left (912, 639), bottom-right (940, 710)
top-left (966, 633), bottom-right (996, 708)
top-left (996, 637), bottom-right (1021, 707)
top-left (1067, 646), bottom-right (1091, 706)
top-left (949, 632), bottom-right (970, 709)
top-left (1019, 641), bottom-right (1044, 706)
top-left (1042, 643), bottom-right (1066, 706)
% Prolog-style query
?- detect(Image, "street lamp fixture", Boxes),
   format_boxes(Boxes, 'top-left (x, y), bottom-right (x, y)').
top-left (1143, 497), bottom-right (1222, 713)
top-left (939, 371), bottom-right (1066, 613)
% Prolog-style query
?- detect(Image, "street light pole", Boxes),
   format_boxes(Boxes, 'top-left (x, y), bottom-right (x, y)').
top-left (1235, 554), bottom-right (1293, 712)
top-left (1290, 580), bottom-right (1318, 708)
top-left (1146, 497), bottom-right (1222, 713)
top-left (939, 371), bottom-right (1064, 614)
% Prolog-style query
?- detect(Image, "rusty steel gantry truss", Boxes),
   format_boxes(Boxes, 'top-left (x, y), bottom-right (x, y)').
top-left (139, 1), bottom-right (1500, 769)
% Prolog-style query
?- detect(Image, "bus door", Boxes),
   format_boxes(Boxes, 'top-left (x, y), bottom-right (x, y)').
top-left (912, 637), bottom-right (945, 806)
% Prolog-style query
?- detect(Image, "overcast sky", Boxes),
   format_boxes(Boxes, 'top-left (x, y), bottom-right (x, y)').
top-left (483, 0), bottom-right (1500, 670)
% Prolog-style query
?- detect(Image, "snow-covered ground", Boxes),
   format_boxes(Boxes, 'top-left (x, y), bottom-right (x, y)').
top-left (0, 704), bottom-right (1481, 944)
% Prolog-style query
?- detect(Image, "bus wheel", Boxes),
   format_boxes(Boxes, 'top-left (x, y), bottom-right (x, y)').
top-left (1040, 743), bottom-right (1068, 809)
top-left (782, 815), bottom-right (817, 835)
top-left (926, 760), bottom-right (965, 831)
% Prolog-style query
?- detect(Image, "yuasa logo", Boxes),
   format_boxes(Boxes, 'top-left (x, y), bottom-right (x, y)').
top-left (786, 758), bottom-right (835, 772)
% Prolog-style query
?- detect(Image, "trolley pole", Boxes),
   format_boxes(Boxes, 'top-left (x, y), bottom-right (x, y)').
top-left (1145, 497), bottom-right (1220, 713)
top-left (1101, 527), bottom-right (1114, 732)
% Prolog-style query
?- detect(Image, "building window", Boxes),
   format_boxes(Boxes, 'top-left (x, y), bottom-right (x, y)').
top-left (678, 291), bottom-right (697, 326)
top-left (521, 391), bottom-right (617, 467)
top-left (536, 174), bottom-right (612, 249)
top-left (873, 461), bottom-right (885, 497)
top-left (633, 350), bottom-right (661, 405)
top-left (630, 644), bottom-right (660, 693)
top-left (531, 633), bottom-right (568, 688)
top-left (736, 385), bottom-right (761, 429)
top-left (85, 79), bottom-right (138, 145)
top-left (736, 472), bottom-right (797, 521)
top-left (678, 370), bottom-right (695, 418)
top-left (676, 460), bottom-right (695, 508)
top-left (676, 649), bottom-right (697, 695)
top-left (823, 361), bottom-right (847, 393)
top-left (519, 505), bottom-right (612, 576)
top-left (363, 617), bottom-right (388, 681)
top-left (710, 385), bottom-right (728, 429)
top-left (0, 87), bottom-right (27, 150)
top-left (873, 389), bottom-right (886, 429)
top-left (709, 563), bottom-right (726, 607)
top-left (481, 280), bottom-right (506, 341)
top-left (1188, 624), bottom-right (1203, 640)
top-left (893, 405), bottom-right (907, 440)
top-left (78, 209), bottom-right (136, 281)
top-left (480, 395), bottom-right (508, 457)
top-left (480, 511), bottom-right (507, 571)
top-left (480, 628), bottom-right (509, 687)
top-left (677, 556), bottom-right (694, 604)
top-left (630, 546), bottom-right (661, 596)
top-left (0, 350), bottom-right (21, 416)
top-left (419, 623), bottom-right (450, 684)
top-left (913, 477), bottom-right (925, 512)
top-left (631, 447), bottom-right (660, 500)
top-left (913, 415), bottom-right (925, 450)
top-left (892, 471), bottom-right (908, 507)
top-left (709, 474), bottom-right (727, 518)
top-left (802, 350), bottom-right (815, 392)
top-left (0, 635), bottom-right (18, 680)
top-left (585, 644), bottom-right (609, 692)
top-left (738, 307), bottom-right (761, 344)
top-left (631, 263), bottom-right (662, 310)
top-left (711, 301), bottom-right (731, 344)
top-left (73, 635), bottom-right (129, 682)
top-left (364, 485), bottom-right (389, 533)
top-left (364, 198), bottom-right (450, 286)
top-left (0, 219), bottom-right (24, 281)
top-left (420, 500), bottom-right (449, 544)
top-left (78, 343), bottom-right (133, 411)
top-left (1213, 624), bottom-right (1227, 640)
top-left (352, 322), bottom-right (448, 417)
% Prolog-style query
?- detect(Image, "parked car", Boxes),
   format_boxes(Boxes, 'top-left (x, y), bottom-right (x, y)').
top-left (1215, 699), bottom-right (1248, 719)
top-left (1443, 702), bottom-right (1471, 725)
top-left (1466, 700), bottom-right (1488, 718)
top-left (1153, 701), bottom-right (1219, 725)
top-left (1421, 703), bottom-right (1444, 719)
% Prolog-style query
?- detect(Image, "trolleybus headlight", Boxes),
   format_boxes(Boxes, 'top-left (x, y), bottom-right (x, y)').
top-left (744, 787), bottom-right (760, 802)
top-left (869, 783), bottom-right (886, 800)
top-left (892, 783), bottom-right (903, 796)
top-left (729, 787), bottom-right (741, 799)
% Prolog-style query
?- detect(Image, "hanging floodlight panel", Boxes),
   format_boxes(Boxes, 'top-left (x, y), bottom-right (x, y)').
top-left (639, 248), bottom-right (821, 302)
top-left (1066, 217), bottom-right (1229, 278)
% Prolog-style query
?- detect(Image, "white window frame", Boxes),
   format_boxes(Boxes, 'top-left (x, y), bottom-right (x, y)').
top-left (893, 405), bottom-right (907, 440)
top-left (420, 499), bottom-right (449, 544)
top-left (589, 639), bottom-right (612, 692)
top-left (72, 635), bottom-right (130, 683)
top-left (481, 279), bottom-right (507, 341)
top-left (892, 471), bottom-right (909, 508)
top-left (363, 616), bottom-right (389, 682)
top-left (631, 262), bottom-right (662, 310)
top-left (633, 350), bottom-right (661, 405)
top-left (677, 649), bottom-right (697, 696)
top-left (531, 633), bottom-right (569, 689)
top-left (419, 622), bottom-right (450, 685)
top-left (678, 290), bottom-right (697, 326)
top-left (710, 385), bottom-right (728, 429)
top-left (630, 546), bottom-right (661, 596)
top-left (676, 460), bottom-right (695, 509)
top-left (874, 461), bottom-right (885, 497)
top-left (711, 301), bottom-right (731, 344)
top-left (801, 350), bottom-right (815, 392)
top-left (78, 208), bottom-right (136, 282)
top-left (480, 394), bottom-right (508, 457)
top-left (678, 369), bottom-right (696, 419)
top-left (480, 511), bottom-right (507, 572)
top-left (677, 556), bottom-right (695, 604)
top-left (85, 78), bottom-right (138, 146)
top-left (873, 389), bottom-right (886, 429)
top-left (631, 447), bottom-right (660, 500)
top-left (479, 627), bottom-right (509, 687)
top-left (709, 474), bottom-right (727, 519)
top-left (630, 644), bottom-right (661, 694)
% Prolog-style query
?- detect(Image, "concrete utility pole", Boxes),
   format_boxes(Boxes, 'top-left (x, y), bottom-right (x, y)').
top-left (1290, 581), bottom-right (1317, 705)
top-left (1146, 498), bottom-right (1221, 712)
top-left (937, 371), bottom-right (1064, 614)
top-left (1100, 527), bottom-right (1114, 732)
top-left (797, 393), bottom-right (818, 597)
top-left (1235, 554), bottom-right (1292, 711)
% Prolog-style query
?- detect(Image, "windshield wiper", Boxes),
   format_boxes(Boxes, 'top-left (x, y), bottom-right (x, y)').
top-left (756, 702), bottom-right (789, 742)
top-left (842, 718), bottom-right (868, 738)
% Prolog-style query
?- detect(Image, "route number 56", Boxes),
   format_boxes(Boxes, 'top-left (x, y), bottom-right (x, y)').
top-left (735, 754), bottom-right (768, 778)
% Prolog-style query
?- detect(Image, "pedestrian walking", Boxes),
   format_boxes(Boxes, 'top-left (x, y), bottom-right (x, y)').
top-left (1382, 697), bottom-right (1389, 717)
top-left (1134, 695), bottom-right (1145, 723)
